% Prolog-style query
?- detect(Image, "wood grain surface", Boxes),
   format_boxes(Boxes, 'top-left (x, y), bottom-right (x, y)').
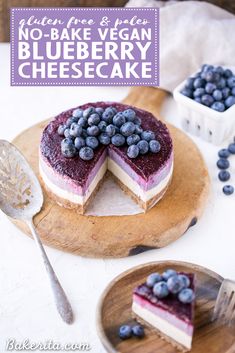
top-left (11, 87), bottom-right (210, 258)
top-left (97, 260), bottom-right (235, 353)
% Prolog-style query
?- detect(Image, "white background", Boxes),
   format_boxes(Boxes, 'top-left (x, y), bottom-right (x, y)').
top-left (0, 43), bottom-right (235, 353)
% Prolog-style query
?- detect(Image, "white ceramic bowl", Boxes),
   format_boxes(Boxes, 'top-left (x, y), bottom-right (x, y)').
top-left (173, 71), bottom-right (235, 145)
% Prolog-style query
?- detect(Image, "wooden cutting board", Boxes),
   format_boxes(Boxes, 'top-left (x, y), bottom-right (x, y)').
top-left (11, 87), bottom-right (210, 258)
top-left (97, 261), bottom-right (235, 353)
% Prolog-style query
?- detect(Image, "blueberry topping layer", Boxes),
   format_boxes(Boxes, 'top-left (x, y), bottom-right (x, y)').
top-left (56, 105), bottom-right (162, 161)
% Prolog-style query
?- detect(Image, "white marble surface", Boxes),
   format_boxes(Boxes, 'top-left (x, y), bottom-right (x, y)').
top-left (0, 43), bottom-right (235, 353)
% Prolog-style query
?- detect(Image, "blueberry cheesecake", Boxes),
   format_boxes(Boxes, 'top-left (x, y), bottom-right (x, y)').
top-left (132, 269), bottom-right (195, 351)
top-left (39, 102), bottom-right (173, 214)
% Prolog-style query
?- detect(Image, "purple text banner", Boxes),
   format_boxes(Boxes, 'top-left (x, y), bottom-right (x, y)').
top-left (11, 7), bottom-right (159, 86)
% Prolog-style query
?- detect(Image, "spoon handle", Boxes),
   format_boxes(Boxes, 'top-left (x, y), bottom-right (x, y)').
top-left (27, 219), bottom-right (74, 324)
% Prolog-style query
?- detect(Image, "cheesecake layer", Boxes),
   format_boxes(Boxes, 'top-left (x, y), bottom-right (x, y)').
top-left (40, 158), bottom-right (107, 204)
top-left (132, 301), bottom-right (192, 349)
top-left (108, 158), bottom-right (173, 202)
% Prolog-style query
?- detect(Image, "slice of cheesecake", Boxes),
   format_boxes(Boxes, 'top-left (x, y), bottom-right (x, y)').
top-left (132, 272), bottom-right (195, 351)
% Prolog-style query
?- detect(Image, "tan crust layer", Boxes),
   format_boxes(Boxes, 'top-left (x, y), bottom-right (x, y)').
top-left (132, 311), bottom-right (191, 352)
top-left (39, 173), bottom-right (106, 214)
top-left (109, 172), bottom-right (172, 212)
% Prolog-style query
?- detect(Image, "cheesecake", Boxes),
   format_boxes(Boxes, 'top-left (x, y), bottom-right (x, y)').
top-left (132, 270), bottom-right (195, 351)
top-left (39, 102), bottom-right (173, 214)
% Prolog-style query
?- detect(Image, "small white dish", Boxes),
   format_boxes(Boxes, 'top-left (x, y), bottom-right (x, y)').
top-left (173, 69), bottom-right (235, 145)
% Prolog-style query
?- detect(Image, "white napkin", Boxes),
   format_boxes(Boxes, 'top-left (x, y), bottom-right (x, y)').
top-left (126, 0), bottom-right (235, 92)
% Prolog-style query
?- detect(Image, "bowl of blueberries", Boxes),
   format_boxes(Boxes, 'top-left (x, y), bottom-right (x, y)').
top-left (173, 64), bottom-right (235, 145)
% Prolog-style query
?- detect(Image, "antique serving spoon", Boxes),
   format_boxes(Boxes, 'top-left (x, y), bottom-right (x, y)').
top-left (0, 140), bottom-right (73, 324)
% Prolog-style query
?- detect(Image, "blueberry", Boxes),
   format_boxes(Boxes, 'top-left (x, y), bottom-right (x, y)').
top-left (228, 143), bottom-right (235, 154)
top-left (181, 88), bottom-right (193, 98)
top-left (98, 121), bottom-right (107, 132)
top-left (87, 125), bottom-right (100, 136)
top-left (149, 140), bottom-right (161, 153)
top-left (162, 269), bottom-right (177, 281)
top-left (57, 124), bottom-right (66, 136)
top-left (224, 69), bottom-right (233, 78)
top-left (120, 122), bottom-right (136, 137)
top-left (137, 140), bottom-right (149, 155)
top-left (132, 325), bottom-right (145, 338)
top-left (194, 97), bottom-right (202, 104)
top-left (141, 130), bottom-right (155, 142)
top-left (218, 148), bottom-right (230, 158)
top-left (193, 88), bottom-right (205, 98)
top-left (102, 107), bottom-right (116, 123)
top-left (232, 87), bottom-right (235, 96)
top-left (217, 158), bottom-right (230, 169)
top-left (204, 70), bottom-right (217, 83)
top-left (225, 96), bottom-right (235, 108)
top-left (135, 125), bottom-right (143, 135)
top-left (83, 107), bottom-right (95, 118)
top-left (201, 64), bottom-right (214, 73)
top-left (205, 83), bottom-right (216, 94)
top-left (193, 77), bottom-right (206, 88)
top-left (222, 87), bottom-right (230, 99)
top-left (146, 273), bottom-right (163, 288)
top-left (88, 113), bottom-right (100, 126)
top-left (178, 288), bottom-right (195, 304)
top-left (212, 89), bottom-right (222, 101)
top-left (77, 117), bottom-right (88, 128)
top-left (215, 66), bottom-right (224, 75)
top-left (119, 325), bottom-right (132, 340)
top-left (95, 107), bottom-right (104, 116)
top-left (227, 76), bottom-right (235, 88)
top-left (167, 275), bottom-right (184, 294)
top-left (127, 145), bottom-right (139, 159)
top-left (113, 112), bottom-right (126, 127)
top-left (79, 146), bottom-right (94, 161)
top-left (201, 94), bottom-right (214, 107)
top-left (153, 281), bottom-right (169, 298)
top-left (61, 141), bottom-right (77, 158)
top-left (82, 129), bottom-right (88, 138)
top-left (111, 134), bottom-right (125, 146)
top-left (74, 137), bottom-right (85, 150)
top-left (218, 170), bottom-right (230, 182)
top-left (178, 274), bottom-right (190, 289)
top-left (64, 128), bottom-right (72, 138)
top-left (223, 185), bottom-right (234, 195)
top-left (99, 133), bottom-right (110, 145)
top-left (216, 78), bottom-right (226, 89)
top-left (211, 102), bottom-right (225, 112)
top-left (123, 109), bottom-right (136, 122)
top-left (61, 137), bottom-right (73, 147)
top-left (106, 124), bottom-right (116, 137)
top-left (66, 116), bottom-right (77, 127)
top-left (70, 123), bottom-right (82, 137)
top-left (133, 116), bottom-right (142, 126)
top-left (185, 77), bottom-right (195, 89)
top-left (86, 136), bottom-right (99, 149)
top-left (127, 134), bottom-right (141, 146)
top-left (72, 108), bottom-right (83, 118)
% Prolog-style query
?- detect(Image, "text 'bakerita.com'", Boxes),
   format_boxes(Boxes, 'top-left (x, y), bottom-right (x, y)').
top-left (5, 339), bottom-right (92, 351)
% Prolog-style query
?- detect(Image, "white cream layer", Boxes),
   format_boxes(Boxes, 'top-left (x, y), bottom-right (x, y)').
top-left (39, 159), bottom-right (107, 204)
top-left (39, 157), bottom-right (173, 205)
top-left (108, 158), bottom-right (173, 202)
top-left (132, 301), bottom-right (192, 350)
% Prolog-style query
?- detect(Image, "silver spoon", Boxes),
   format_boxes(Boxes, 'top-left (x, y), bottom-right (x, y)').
top-left (0, 140), bottom-right (74, 324)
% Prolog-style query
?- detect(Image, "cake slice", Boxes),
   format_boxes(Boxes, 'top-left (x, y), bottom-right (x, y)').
top-left (132, 270), bottom-right (195, 351)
